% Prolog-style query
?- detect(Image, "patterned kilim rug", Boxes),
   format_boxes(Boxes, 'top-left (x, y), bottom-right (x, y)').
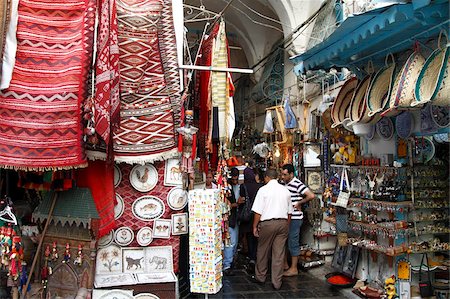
top-left (0, 0), bottom-right (95, 170)
top-left (113, 0), bottom-right (181, 163)
top-left (94, 0), bottom-right (120, 145)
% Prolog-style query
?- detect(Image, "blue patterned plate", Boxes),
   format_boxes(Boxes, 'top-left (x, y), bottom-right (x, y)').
top-left (395, 112), bottom-right (413, 139)
top-left (376, 118), bottom-right (394, 140)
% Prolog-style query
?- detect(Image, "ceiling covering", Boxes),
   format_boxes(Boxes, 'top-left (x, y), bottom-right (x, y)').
top-left (291, 0), bottom-right (450, 74)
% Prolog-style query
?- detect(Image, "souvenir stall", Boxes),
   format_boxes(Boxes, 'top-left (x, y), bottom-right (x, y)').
top-left (0, 0), bottom-right (192, 298)
top-left (290, 1), bottom-right (449, 298)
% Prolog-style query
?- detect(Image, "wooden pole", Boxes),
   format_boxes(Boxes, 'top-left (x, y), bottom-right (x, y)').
top-left (21, 192), bottom-right (58, 299)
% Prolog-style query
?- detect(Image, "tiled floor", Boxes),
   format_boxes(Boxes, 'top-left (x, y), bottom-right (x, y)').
top-left (188, 254), bottom-right (356, 299)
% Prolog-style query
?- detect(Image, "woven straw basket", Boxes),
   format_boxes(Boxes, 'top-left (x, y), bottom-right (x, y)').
top-left (382, 49), bottom-right (425, 116)
top-left (331, 77), bottom-right (358, 128)
top-left (348, 75), bottom-right (371, 125)
top-left (414, 32), bottom-right (450, 107)
top-left (367, 55), bottom-right (396, 117)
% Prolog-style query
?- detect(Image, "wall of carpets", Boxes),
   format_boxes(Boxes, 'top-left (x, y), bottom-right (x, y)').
top-left (95, 161), bottom-right (188, 289)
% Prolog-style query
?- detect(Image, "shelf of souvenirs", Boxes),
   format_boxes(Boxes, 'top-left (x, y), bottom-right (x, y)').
top-left (348, 198), bottom-right (413, 212)
top-left (408, 240), bottom-right (450, 254)
top-left (313, 230), bottom-right (337, 239)
top-left (345, 238), bottom-right (407, 256)
top-left (413, 200), bottom-right (449, 209)
top-left (349, 221), bottom-right (450, 236)
top-left (330, 164), bottom-right (406, 170)
top-left (410, 212), bottom-right (449, 222)
top-left (405, 189), bottom-right (447, 197)
top-left (346, 238), bottom-right (450, 257)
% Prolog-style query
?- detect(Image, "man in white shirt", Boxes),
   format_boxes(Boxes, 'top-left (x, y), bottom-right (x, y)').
top-left (251, 168), bottom-right (293, 290)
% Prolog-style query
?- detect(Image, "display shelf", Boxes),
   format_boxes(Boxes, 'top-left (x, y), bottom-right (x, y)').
top-left (348, 198), bottom-right (413, 209)
top-left (413, 206), bottom-right (450, 210)
top-left (313, 232), bottom-right (336, 239)
top-left (347, 240), bottom-right (406, 257)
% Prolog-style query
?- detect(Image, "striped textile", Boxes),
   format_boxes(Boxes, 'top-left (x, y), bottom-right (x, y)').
top-left (94, 0), bottom-right (120, 145)
top-left (112, 0), bottom-right (181, 163)
top-left (0, 0), bottom-right (95, 170)
top-left (284, 177), bottom-right (310, 220)
top-left (211, 21), bottom-right (228, 141)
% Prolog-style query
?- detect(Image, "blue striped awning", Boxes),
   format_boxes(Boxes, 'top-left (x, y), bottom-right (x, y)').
top-left (291, 0), bottom-right (449, 74)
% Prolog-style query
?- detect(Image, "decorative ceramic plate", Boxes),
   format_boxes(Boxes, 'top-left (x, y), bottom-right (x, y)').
top-left (431, 105), bottom-right (450, 128)
top-left (132, 196), bottom-right (165, 221)
top-left (135, 294), bottom-right (160, 299)
top-left (413, 137), bottom-right (436, 164)
top-left (434, 133), bottom-right (449, 143)
top-left (365, 124), bottom-right (376, 141)
top-left (395, 112), bottom-right (413, 139)
top-left (167, 187), bottom-right (188, 211)
top-left (376, 117), bottom-right (394, 140)
top-left (114, 193), bottom-right (124, 220)
top-left (97, 230), bottom-right (114, 248)
top-left (136, 227), bottom-right (153, 246)
top-left (93, 290), bottom-right (134, 299)
top-left (130, 164), bottom-right (158, 192)
top-left (114, 226), bottom-right (134, 246)
top-left (114, 164), bottom-right (122, 187)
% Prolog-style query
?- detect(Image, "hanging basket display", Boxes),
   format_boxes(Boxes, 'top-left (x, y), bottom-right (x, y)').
top-left (382, 48), bottom-right (426, 116)
top-left (331, 77), bottom-right (358, 128)
top-left (367, 54), bottom-right (396, 117)
top-left (413, 32), bottom-right (450, 107)
top-left (348, 74), bottom-right (372, 125)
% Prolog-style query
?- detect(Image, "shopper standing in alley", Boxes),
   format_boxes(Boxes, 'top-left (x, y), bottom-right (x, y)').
top-left (251, 168), bottom-right (293, 290)
top-left (281, 164), bottom-right (315, 276)
top-left (223, 168), bottom-right (240, 275)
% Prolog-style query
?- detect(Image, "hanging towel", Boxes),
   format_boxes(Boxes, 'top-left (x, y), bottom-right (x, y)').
top-left (263, 110), bottom-right (274, 133)
top-left (0, 0), bottom-right (19, 90)
top-left (284, 97), bottom-right (297, 129)
top-left (77, 160), bottom-right (115, 238)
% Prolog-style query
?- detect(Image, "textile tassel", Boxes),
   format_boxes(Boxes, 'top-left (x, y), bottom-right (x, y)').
top-left (19, 263), bottom-right (30, 293)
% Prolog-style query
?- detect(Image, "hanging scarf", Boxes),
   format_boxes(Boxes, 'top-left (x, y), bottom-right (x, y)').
top-left (263, 110), bottom-right (274, 133)
top-left (284, 97), bottom-right (297, 129)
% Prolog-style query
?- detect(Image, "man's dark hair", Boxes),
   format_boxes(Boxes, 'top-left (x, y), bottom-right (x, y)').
top-left (282, 164), bottom-right (295, 174)
top-left (230, 167), bottom-right (239, 177)
top-left (265, 168), bottom-right (278, 179)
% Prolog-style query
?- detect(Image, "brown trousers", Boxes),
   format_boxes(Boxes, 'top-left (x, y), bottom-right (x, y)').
top-left (255, 219), bottom-right (288, 289)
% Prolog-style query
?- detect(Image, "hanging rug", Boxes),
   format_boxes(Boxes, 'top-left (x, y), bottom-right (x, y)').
top-left (0, 0), bottom-right (95, 170)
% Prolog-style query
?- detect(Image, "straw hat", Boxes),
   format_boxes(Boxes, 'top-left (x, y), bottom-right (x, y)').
top-left (367, 55), bottom-right (396, 117)
top-left (383, 49), bottom-right (426, 116)
top-left (331, 77), bottom-right (357, 128)
top-left (414, 32), bottom-right (450, 107)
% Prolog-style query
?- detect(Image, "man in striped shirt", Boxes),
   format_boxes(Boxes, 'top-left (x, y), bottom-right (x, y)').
top-left (281, 164), bottom-right (315, 276)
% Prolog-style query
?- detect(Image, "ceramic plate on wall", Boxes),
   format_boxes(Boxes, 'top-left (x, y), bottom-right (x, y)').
top-left (114, 226), bottom-right (134, 246)
top-left (130, 164), bottom-right (158, 192)
top-left (376, 117), bottom-right (394, 140)
top-left (365, 124), bottom-right (376, 141)
top-left (97, 230), bottom-right (114, 248)
top-left (167, 187), bottom-right (188, 211)
top-left (395, 112), bottom-right (413, 139)
top-left (136, 227), bottom-right (153, 246)
top-left (114, 165), bottom-right (122, 187)
top-left (135, 293), bottom-right (160, 299)
top-left (93, 289), bottom-right (133, 299)
top-left (114, 193), bottom-right (124, 220)
top-left (413, 137), bottom-right (435, 164)
top-left (132, 196), bottom-right (165, 221)
top-left (431, 105), bottom-right (450, 128)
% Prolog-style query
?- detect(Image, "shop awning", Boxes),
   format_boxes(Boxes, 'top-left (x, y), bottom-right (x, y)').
top-left (32, 188), bottom-right (99, 229)
top-left (291, 0), bottom-right (449, 74)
